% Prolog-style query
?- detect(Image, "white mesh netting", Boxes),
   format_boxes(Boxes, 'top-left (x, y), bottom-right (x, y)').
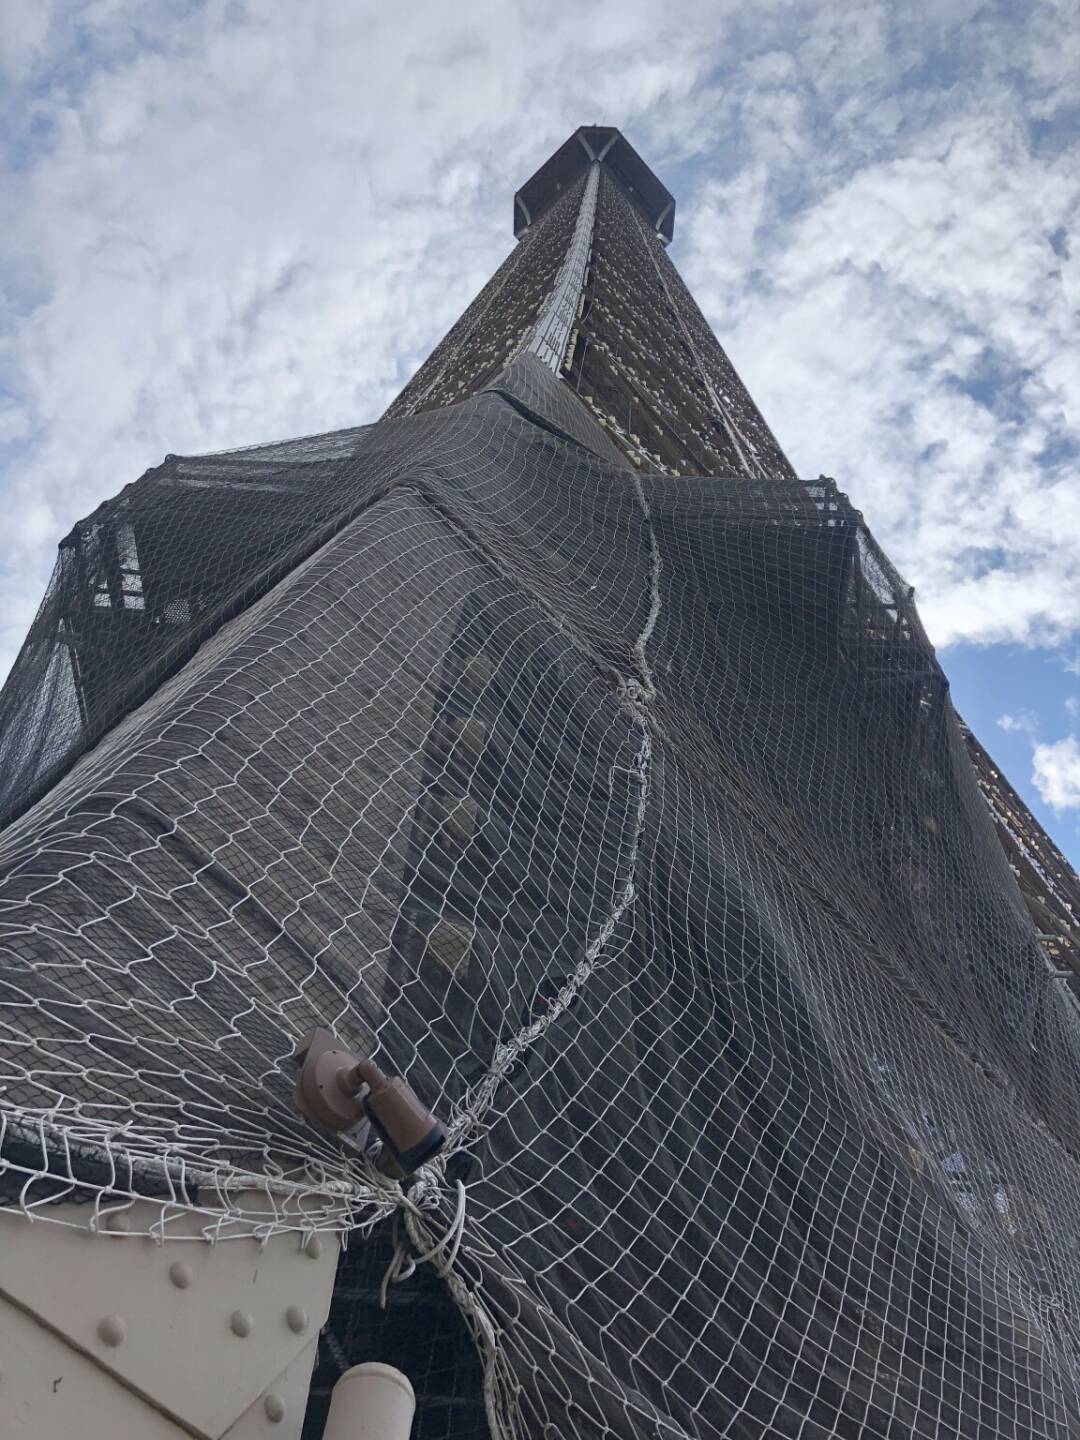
top-left (2, 358), bottom-right (1080, 1438)
top-left (3, 135), bottom-right (1080, 1436)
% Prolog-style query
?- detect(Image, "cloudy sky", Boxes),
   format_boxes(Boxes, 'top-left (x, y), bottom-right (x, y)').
top-left (1, 0), bottom-right (1078, 863)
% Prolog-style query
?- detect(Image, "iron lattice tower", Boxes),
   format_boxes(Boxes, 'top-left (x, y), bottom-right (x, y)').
top-left (1, 128), bottom-right (1080, 1440)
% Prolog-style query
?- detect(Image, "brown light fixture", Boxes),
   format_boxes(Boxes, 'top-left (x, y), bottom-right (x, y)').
top-left (294, 1029), bottom-right (447, 1178)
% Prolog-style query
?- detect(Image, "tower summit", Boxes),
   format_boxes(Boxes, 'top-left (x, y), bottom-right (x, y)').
top-left (1, 129), bottom-right (1079, 1440)
top-left (512, 125), bottom-right (676, 242)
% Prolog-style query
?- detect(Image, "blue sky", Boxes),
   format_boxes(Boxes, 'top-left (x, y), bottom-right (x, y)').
top-left (1, 0), bottom-right (1078, 864)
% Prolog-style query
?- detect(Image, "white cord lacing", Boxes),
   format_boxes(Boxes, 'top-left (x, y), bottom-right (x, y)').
top-left (378, 1176), bottom-right (468, 1310)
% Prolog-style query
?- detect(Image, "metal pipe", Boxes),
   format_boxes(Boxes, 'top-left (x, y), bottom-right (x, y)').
top-left (322, 1363), bottom-right (416, 1440)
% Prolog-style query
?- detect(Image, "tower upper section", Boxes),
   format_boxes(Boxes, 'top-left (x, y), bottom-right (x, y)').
top-left (385, 129), bottom-right (792, 482)
top-left (513, 125), bottom-right (676, 244)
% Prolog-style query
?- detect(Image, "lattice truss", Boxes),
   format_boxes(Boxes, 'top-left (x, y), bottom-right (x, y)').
top-left (3, 135), bottom-right (1080, 1440)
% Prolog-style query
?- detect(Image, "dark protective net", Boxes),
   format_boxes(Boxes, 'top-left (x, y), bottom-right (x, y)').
top-left (2, 352), bottom-right (1080, 1438)
top-left (0, 426), bottom-right (371, 828)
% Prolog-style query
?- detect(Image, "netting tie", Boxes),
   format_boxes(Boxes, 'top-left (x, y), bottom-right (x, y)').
top-left (378, 1177), bottom-right (468, 1310)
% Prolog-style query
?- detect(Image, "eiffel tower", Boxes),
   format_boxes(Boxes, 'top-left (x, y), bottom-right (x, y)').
top-left (1, 127), bottom-right (1079, 1440)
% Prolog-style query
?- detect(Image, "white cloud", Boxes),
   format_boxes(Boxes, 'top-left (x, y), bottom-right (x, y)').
top-left (1066, 696), bottom-right (1080, 718)
top-left (1032, 735), bottom-right (1080, 810)
top-left (678, 4), bottom-right (1080, 653)
top-left (689, 109), bottom-right (1080, 647)
top-left (998, 711), bottom-right (1041, 736)
top-left (0, 0), bottom-right (54, 78)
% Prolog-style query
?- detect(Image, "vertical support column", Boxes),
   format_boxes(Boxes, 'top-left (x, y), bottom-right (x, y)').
top-left (525, 161), bottom-right (600, 374)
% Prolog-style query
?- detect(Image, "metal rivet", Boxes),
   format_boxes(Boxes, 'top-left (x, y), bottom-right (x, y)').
top-left (98, 1314), bottom-right (126, 1347)
top-left (104, 1211), bottom-right (130, 1234)
top-left (264, 1394), bottom-right (286, 1424)
top-left (304, 1235), bottom-right (322, 1260)
top-left (230, 1310), bottom-right (253, 1338)
top-left (285, 1304), bottom-right (308, 1334)
top-left (169, 1261), bottom-right (193, 1290)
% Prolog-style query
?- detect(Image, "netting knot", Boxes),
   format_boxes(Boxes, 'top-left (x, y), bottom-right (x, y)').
top-left (379, 1176), bottom-right (468, 1310)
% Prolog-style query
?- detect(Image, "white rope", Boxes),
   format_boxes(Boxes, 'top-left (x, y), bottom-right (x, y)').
top-left (378, 1177), bottom-right (468, 1310)
top-left (364, 456), bottom-right (667, 1440)
top-left (442, 467), bottom-right (663, 1157)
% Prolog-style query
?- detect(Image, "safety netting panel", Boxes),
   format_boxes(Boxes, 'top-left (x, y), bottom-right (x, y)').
top-left (2, 358), bottom-right (1080, 1439)
top-left (0, 426), bottom-right (373, 827)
